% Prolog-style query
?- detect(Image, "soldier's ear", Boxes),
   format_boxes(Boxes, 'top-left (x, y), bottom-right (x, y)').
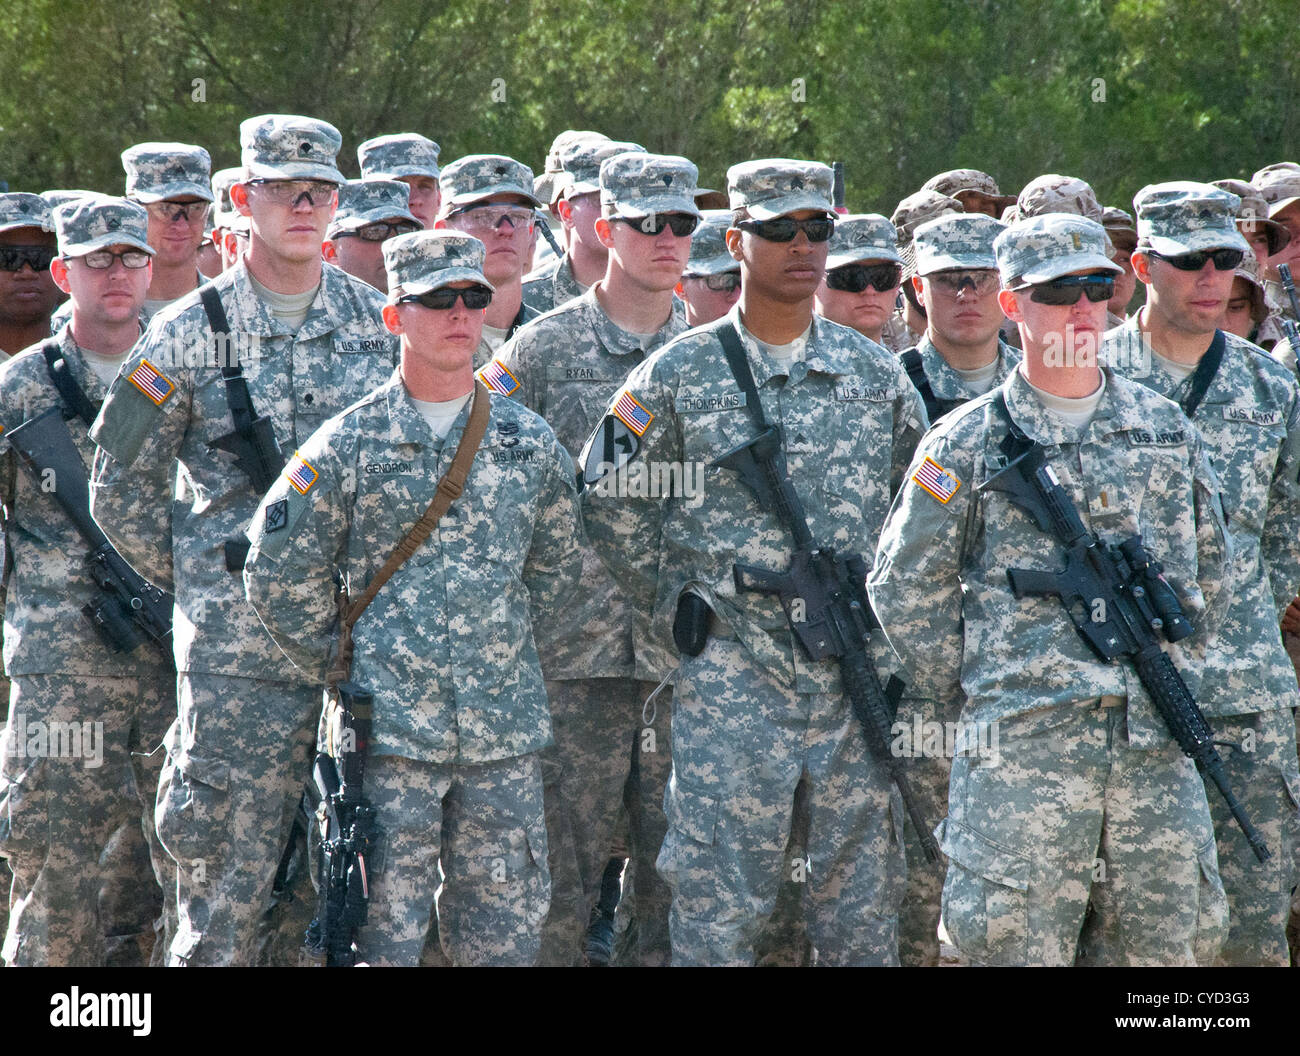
top-left (1132, 251), bottom-right (1155, 286)
top-left (724, 226), bottom-right (743, 261)
top-left (321, 240), bottom-right (338, 265)
top-left (230, 182), bottom-right (252, 216)
top-left (381, 303), bottom-right (403, 336)
top-left (997, 287), bottom-right (1023, 322)
top-left (49, 256), bottom-right (71, 294)
top-left (554, 197), bottom-right (574, 227)
top-left (594, 216), bottom-right (615, 249)
top-left (911, 274), bottom-right (926, 308)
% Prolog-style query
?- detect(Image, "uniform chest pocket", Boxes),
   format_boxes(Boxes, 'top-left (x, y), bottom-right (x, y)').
top-left (1210, 417), bottom-right (1286, 536)
top-left (542, 370), bottom-right (619, 451)
top-left (359, 472), bottom-right (442, 568)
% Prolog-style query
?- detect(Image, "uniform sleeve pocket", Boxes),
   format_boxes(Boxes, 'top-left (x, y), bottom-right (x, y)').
top-left (938, 818), bottom-right (1030, 965)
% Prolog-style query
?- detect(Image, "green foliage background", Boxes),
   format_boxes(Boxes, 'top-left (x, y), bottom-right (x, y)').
top-left (2, 0), bottom-right (1295, 213)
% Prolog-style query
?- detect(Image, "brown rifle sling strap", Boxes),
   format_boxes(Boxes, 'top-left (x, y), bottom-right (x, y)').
top-left (327, 379), bottom-right (491, 685)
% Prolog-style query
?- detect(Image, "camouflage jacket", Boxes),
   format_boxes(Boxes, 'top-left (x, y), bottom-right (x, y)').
top-left (869, 367), bottom-right (1234, 747)
top-left (488, 285), bottom-right (688, 680)
top-left (521, 253), bottom-right (587, 315)
top-left (579, 305), bottom-right (927, 693)
top-left (901, 334), bottom-right (1020, 422)
top-left (243, 373), bottom-right (584, 763)
top-left (1103, 318), bottom-right (1300, 716)
top-left (0, 326), bottom-right (168, 677)
top-left (87, 260), bottom-right (398, 682)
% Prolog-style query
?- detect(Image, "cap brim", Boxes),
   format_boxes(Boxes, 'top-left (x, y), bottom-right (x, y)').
top-left (329, 208), bottom-right (420, 236)
top-left (916, 251), bottom-right (999, 275)
top-left (1142, 227), bottom-right (1250, 256)
top-left (684, 254), bottom-right (739, 276)
top-left (366, 165), bottom-right (439, 181)
top-left (608, 196), bottom-right (703, 219)
top-left (1240, 218), bottom-right (1291, 256)
top-left (1017, 251), bottom-right (1122, 284)
top-left (958, 191), bottom-right (1017, 211)
top-left (129, 182), bottom-right (215, 204)
top-left (243, 160), bottom-right (346, 184)
top-left (1268, 196), bottom-right (1300, 219)
top-left (62, 234), bottom-right (155, 257)
top-left (0, 220), bottom-right (53, 236)
top-left (398, 267), bottom-right (496, 296)
top-left (825, 248), bottom-right (904, 269)
top-left (745, 193), bottom-right (835, 220)
top-left (445, 184), bottom-right (541, 209)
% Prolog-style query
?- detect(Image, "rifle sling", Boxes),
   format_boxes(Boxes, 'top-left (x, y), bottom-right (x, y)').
top-left (900, 347), bottom-right (945, 424)
top-left (41, 339), bottom-right (100, 428)
top-left (326, 380), bottom-right (491, 686)
top-left (711, 320), bottom-right (771, 432)
top-left (1179, 328), bottom-right (1226, 420)
top-left (199, 283), bottom-right (266, 431)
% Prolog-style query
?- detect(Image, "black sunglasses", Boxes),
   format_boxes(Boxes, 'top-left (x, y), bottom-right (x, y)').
top-left (0, 245), bottom-right (57, 272)
top-left (399, 285), bottom-right (493, 310)
top-left (1148, 248), bottom-right (1244, 272)
top-left (1017, 274), bottom-right (1115, 305)
top-left (615, 213), bottom-right (700, 237)
top-left (738, 216), bottom-right (834, 243)
top-left (826, 262), bottom-right (902, 293)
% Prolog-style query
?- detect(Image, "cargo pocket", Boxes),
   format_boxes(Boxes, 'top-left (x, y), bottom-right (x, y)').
top-left (155, 743), bottom-right (232, 868)
top-left (520, 811), bottom-right (550, 933)
top-left (656, 779), bottom-right (720, 919)
top-left (939, 818), bottom-right (1031, 966)
top-left (1193, 837), bottom-right (1229, 964)
top-left (0, 757), bottom-right (48, 864)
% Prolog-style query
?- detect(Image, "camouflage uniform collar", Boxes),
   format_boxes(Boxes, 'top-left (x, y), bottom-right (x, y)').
top-left (380, 368), bottom-right (481, 451)
top-left (553, 252), bottom-right (586, 302)
top-left (916, 334), bottom-right (1018, 400)
top-left (53, 322), bottom-right (112, 402)
top-left (729, 305), bottom-right (855, 383)
top-left (581, 284), bottom-right (681, 356)
top-left (1002, 364), bottom-right (1137, 448)
top-left (228, 259), bottom-right (341, 338)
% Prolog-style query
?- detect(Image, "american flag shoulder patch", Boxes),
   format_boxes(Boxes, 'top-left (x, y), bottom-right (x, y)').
top-left (612, 390), bottom-right (654, 436)
top-left (913, 455), bottom-right (961, 504)
top-left (477, 360), bottom-right (519, 397)
top-left (286, 452), bottom-right (318, 495)
top-left (127, 359), bottom-right (175, 406)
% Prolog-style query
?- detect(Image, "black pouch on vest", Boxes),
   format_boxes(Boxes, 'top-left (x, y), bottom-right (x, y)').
top-left (672, 592), bottom-right (712, 658)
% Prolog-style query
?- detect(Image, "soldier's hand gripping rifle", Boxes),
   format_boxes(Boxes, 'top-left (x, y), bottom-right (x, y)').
top-left (713, 426), bottom-right (940, 862)
top-left (6, 407), bottom-right (172, 656)
top-left (980, 423), bottom-right (1270, 863)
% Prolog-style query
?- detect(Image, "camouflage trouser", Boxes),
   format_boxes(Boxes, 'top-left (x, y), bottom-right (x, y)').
top-left (155, 672), bottom-right (318, 966)
top-left (660, 636), bottom-right (906, 966)
top-left (939, 700), bottom-right (1226, 967)
top-left (610, 682), bottom-right (674, 966)
top-left (751, 773), bottom-right (813, 966)
top-left (895, 694), bottom-right (958, 967)
top-left (537, 677), bottom-right (670, 966)
top-left (358, 752), bottom-right (548, 967)
top-left (1201, 708), bottom-right (1299, 966)
top-left (0, 673), bottom-right (172, 966)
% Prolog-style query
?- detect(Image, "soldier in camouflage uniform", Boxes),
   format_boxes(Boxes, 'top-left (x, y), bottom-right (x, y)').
top-left (884, 190), bottom-right (964, 355)
top-left (322, 180), bottom-right (420, 293)
top-left (1212, 179), bottom-right (1292, 351)
top-left (1102, 183), bottom-right (1300, 965)
top-left (1220, 247), bottom-right (1275, 347)
top-left (122, 143), bottom-right (214, 325)
top-left (435, 155), bottom-right (547, 368)
top-left (1252, 166), bottom-right (1300, 326)
top-left (520, 139), bottom-right (645, 315)
top-left (485, 151), bottom-right (696, 966)
top-left (920, 168), bottom-right (1016, 220)
top-left (358, 132), bottom-right (442, 228)
top-left (0, 196), bottom-right (173, 966)
top-left (871, 213), bottom-right (1234, 966)
top-left (0, 194), bottom-right (61, 358)
top-left (87, 115), bottom-right (399, 966)
top-left (1102, 206), bottom-right (1140, 329)
top-left (814, 214), bottom-right (903, 348)
top-left (678, 210), bottom-right (741, 327)
top-left (888, 212), bottom-right (1019, 966)
top-left (245, 231), bottom-right (583, 965)
top-left (580, 159), bottom-right (924, 965)
top-left (209, 168), bottom-right (250, 273)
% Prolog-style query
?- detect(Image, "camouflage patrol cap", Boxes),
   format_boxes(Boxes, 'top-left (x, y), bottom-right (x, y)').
top-left (994, 214), bottom-right (1121, 285)
top-left (357, 133), bottom-right (441, 181)
top-left (438, 154), bottom-right (540, 213)
top-left (536, 130), bottom-right (608, 203)
top-left (1102, 206), bottom-right (1138, 252)
top-left (600, 153), bottom-right (700, 219)
top-left (122, 142), bottom-right (214, 203)
top-left (53, 194), bottom-right (154, 257)
top-left (382, 230), bottom-right (493, 298)
top-left (0, 193), bottom-right (54, 235)
top-left (39, 190), bottom-right (93, 210)
top-left (1133, 182), bottom-right (1249, 256)
top-left (921, 168), bottom-right (1016, 211)
top-left (327, 180), bottom-right (419, 238)
top-left (240, 115), bottom-right (345, 184)
top-left (727, 159), bottom-right (834, 220)
top-left (560, 139), bottom-right (646, 197)
top-left (912, 213), bottom-right (1005, 275)
top-left (825, 213), bottom-right (903, 269)
top-left (1212, 178), bottom-right (1290, 256)
top-left (683, 210), bottom-right (737, 276)
top-left (1250, 167), bottom-right (1300, 220)
top-left (210, 167), bottom-right (243, 227)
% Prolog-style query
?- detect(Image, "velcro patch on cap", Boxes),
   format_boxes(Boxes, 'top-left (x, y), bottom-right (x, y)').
top-left (286, 453), bottom-right (318, 495)
top-left (127, 359), bottom-right (175, 406)
top-left (477, 360), bottom-right (520, 397)
top-left (912, 455), bottom-right (961, 503)
top-left (612, 390), bottom-right (654, 436)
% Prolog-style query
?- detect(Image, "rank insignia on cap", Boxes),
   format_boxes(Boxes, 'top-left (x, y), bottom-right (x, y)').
top-left (477, 360), bottom-right (519, 397)
top-left (286, 453), bottom-right (318, 495)
top-left (264, 498), bottom-right (288, 533)
top-left (127, 359), bottom-right (175, 406)
top-left (299, 142), bottom-right (313, 156)
top-left (612, 390), bottom-right (654, 436)
top-left (913, 455), bottom-right (961, 503)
